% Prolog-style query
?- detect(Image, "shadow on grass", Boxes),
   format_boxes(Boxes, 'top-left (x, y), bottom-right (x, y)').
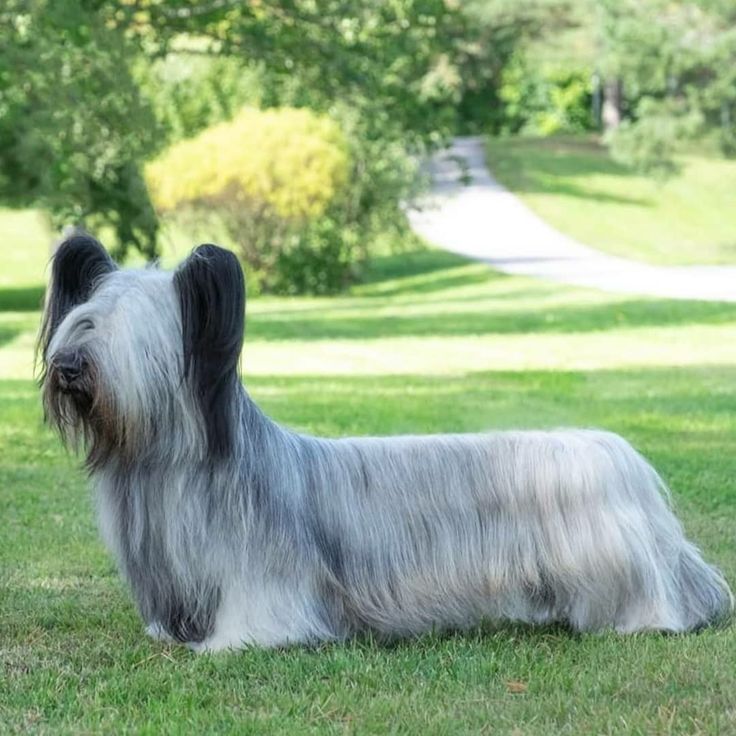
top-left (4, 247), bottom-right (736, 346)
top-left (359, 248), bottom-right (485, 292)
top-left (0, 284), bottom-right (45, 312)
top-left (362, 264), bottom-right (496, 298)
top-left (0, 323), bottom-right (25, 349)
top-left (486, 136), bottom-right (654, 205)
top-left (520, 181), bottom-right (651, 206)
top-left (488, 136), bottom-right (631, 178)
top-left (249, 296), bottom-right (736, 341)
top-left (337, 620), bottom-right (579, 654)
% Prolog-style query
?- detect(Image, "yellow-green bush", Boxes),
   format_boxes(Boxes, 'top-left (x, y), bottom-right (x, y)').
top-left (145, 106), bottom-right (349, 220)
top-left (145, 106), bottom-right (356, 293)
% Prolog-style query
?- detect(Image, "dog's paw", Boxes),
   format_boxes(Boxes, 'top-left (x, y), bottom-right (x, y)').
top-left (187, 634), bottom-right (241, 653)
top-left (145, 621), bottom-right (175, 643)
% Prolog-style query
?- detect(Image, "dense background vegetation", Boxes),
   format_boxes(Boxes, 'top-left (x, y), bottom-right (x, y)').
top-left (2, 0), bottom-right (734, 291)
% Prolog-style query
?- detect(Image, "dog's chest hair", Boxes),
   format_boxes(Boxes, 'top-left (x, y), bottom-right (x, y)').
top-left (90, 425), bottom-right (315, 626)
top-left (95, 464), bottom-right (213, 581)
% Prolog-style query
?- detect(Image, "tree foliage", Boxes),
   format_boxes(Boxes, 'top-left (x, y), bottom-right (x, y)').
top-left (599, 0), bottom-right (736, 172)
top-left (0, 0), bottom-right (468, 264)
top-left (3, 0), bottom-right (734, 268)
top-left (498, 56), bottom-right (593, 135)
top-left (0, 0), bottom-right (161, 259)
top-left (112, 0), bottom-right (463, 143)
top-left (454, 0), bottom-right (587, 133)
top-left (140, 53), bottom-right (263, 144)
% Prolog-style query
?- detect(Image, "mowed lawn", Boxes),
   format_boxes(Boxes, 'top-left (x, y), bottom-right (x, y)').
top-left (2, 246), bottom-right (736, 734)
top-left (485, 136), bottom-right (736, 266)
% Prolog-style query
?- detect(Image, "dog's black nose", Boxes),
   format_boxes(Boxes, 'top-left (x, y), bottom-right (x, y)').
top-left (53, 350), bottom-right (87, 387)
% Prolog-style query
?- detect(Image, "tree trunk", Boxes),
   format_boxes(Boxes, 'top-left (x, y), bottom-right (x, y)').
top-left (602, 78), bottom-right (623, 132)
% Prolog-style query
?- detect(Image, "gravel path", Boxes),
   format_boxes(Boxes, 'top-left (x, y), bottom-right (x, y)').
top-left (408, 136), bottom-right (736, 302)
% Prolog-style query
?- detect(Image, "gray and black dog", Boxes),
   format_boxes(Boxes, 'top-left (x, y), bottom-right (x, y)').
top-left (39, 235), bottom-right (732, 651)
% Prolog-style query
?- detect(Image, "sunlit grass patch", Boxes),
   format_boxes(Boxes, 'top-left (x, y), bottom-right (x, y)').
top-left (486, 136), bottom-right (736, 265)
top-left (1, 244), bottom-right (735, 734)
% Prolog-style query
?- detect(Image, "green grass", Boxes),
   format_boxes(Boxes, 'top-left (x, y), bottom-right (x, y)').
top-left (0, 207), bottom-right (228, 299)
top-left (485, 136), bottom-right (736, 266)
top-left (0, 209), bottom-right (52, 306)
top-left (2, 246), bottom-right (736, 734)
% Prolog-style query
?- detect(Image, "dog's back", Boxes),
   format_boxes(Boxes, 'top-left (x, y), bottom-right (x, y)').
top-left (303, 428), bottom-right (732, 637)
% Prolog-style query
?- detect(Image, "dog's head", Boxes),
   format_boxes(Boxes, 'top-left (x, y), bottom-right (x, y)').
top-left (39, 236), bottom-right (244, 467)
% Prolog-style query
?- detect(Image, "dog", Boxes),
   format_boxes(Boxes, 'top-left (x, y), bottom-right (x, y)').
top-left (38, 235), bottom-right (732, 651)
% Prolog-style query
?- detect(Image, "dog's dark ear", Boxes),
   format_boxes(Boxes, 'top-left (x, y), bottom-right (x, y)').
top-left (39, 234), bottom-right (116, 361)
top-left (175, 244), bottom-right (245, 458)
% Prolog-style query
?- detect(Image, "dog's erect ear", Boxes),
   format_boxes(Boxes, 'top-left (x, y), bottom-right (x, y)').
top-left (175, 244), bottom-right (245, 458)
top-left (39, 234), bottom-right (116, 361)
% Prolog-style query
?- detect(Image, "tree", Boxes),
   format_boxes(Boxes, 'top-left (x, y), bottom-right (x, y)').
top-left (597, 0), bottom-right (736, 173)
top-left (1, 0), bottom-right (472, 266)
top-left (0, 0), bottom-right (161, 259)
top-left (110, 0), bottom-right (463, 143)
top-left (452, 0), bottom-right (591, 133)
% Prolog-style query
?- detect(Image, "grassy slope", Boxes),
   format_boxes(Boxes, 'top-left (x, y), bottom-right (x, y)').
top-left (485, 136), bottom-right (736, 266)
top-left (2, 248), bottom-right (736, 734)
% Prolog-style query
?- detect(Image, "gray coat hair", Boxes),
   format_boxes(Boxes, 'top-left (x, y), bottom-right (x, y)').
top-left (39, 237), bottom-right (733, 651)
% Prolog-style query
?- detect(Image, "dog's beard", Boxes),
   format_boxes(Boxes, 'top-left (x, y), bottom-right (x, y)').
top-left (42, 363), bottom-right (129, 469)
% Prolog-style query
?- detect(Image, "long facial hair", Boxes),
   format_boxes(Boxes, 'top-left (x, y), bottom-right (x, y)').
top-left (38, 235), bottom-right (125, 469)
top-left (42, 356), bottom-right (132, 471)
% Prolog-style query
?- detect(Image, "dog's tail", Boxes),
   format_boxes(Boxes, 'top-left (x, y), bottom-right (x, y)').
top-left (595, 430), bottom-right (732, 632)
top-left (674, 540), bottom-right (733, 630)
top-left (642, 458), bottom-right (734, 630)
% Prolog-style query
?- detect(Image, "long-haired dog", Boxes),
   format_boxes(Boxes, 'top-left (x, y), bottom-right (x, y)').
top-left (39, 236), bottom-right (732, 651)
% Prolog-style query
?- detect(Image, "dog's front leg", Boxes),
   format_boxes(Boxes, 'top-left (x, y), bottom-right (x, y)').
top-left (145, 621), bottom-right (175, 643)
top-left (135, 579), bottom-right (222, 648)
top-left (184, 580), bottom-right (332, 652)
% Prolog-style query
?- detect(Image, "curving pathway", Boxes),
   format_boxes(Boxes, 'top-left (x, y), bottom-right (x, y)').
top-left (408, 136), bottom-right (736, 302)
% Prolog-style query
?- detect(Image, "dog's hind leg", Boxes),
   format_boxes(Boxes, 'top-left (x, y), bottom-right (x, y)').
top-left (612, 544), bottom-right (733, 633)
top-left (672, 543), bottom-right (733, 630)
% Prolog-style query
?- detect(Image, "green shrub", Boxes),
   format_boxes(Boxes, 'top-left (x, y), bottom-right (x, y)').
top-left (607, 97), bottom-right (703, 178)
top-left (139, 54), bottom-right (263, 144)
top-left (333, 105), bottom-right (425, 235)
top-left (269, 218), bottom-right (360, 295)
top-left (499, 55), bottom-right (594, 136)
top-left (146, 106), bottom-right (348, 219)
top-left (146, 106), bottom-right (355, 292)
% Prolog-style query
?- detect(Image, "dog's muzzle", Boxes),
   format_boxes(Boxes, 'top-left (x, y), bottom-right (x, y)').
top-left (51, 349), bottom-right (89, 392)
